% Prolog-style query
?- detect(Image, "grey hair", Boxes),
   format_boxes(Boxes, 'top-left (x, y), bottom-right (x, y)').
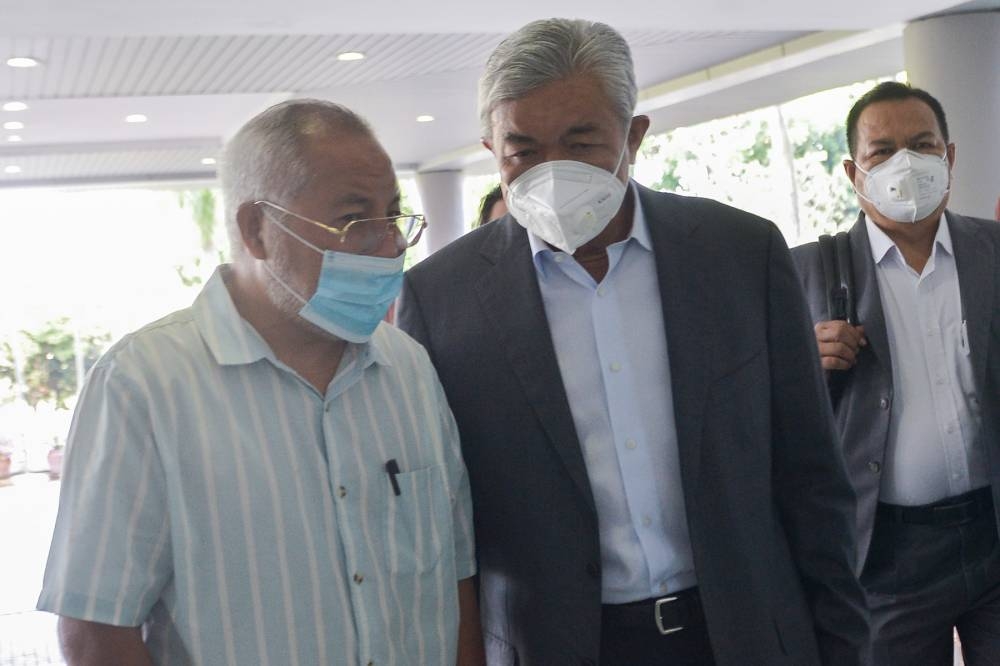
top-left (220, 98), bottom-right (374, 257)
top-left (478, 18), bottom-right (637, 138)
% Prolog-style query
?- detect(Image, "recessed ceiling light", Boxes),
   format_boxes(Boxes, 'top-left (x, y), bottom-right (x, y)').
top-left (6, 57), bottom-right (40, 68)
top-left (2, 101), bottom-right (28, 112)
top-left (416, 115), bottom-right (435, 123)
top-left (2, 121), bottom-right (24, 130)
top-left (125, 114), bottom-right (148, 123)
top-left (4, 165), bottom-right (22, 174)
top-left (337, 51), bottom-right (365, 62)
top-left (201, 157), bottom-right (217, 166)
top-left (7, 135), bottom-right (22, 142)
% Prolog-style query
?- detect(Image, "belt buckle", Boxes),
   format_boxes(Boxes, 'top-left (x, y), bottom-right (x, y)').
top-left (654, 596), bottom-right (685, 635)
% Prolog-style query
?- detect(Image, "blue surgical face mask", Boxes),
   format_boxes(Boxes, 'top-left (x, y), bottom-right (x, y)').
top-left (263, 213), bottom-right (404, 343)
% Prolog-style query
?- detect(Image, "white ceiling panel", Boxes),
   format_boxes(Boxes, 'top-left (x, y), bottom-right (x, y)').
top-left (0, 0), bottom-right (993, 188)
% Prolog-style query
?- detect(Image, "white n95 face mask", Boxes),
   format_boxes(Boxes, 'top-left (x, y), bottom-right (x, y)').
top-left (854, 149), bottom-right (950, 224)
top-left (505, 143), bottom-right (629, 254)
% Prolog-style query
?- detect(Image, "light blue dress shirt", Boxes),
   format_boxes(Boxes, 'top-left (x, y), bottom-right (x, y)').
top-left (866, 214), bottom-right (985, 505)
top-left (527, 183), bottom-right (696, 603)
top-left (38, 266), bottom-right (476, 665)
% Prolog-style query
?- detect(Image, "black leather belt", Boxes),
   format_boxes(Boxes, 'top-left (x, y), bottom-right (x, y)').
top-left (601, 587), bottom-right (703, 636)
top-left (877, 486), bottom-right (993, 527)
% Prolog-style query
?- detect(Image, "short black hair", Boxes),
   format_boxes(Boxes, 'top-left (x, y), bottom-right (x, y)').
top-left (846, 81), bottom-right (949, 158)
top-left (476, 184), bottom-right (505, 228)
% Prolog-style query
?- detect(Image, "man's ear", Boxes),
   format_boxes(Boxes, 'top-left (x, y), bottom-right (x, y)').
top-left (946, 142), bottom-right (957, 170)
top-left (627, 115), bottom-right (651, 163)
top-left (843, 159), bottom-right (857, 184)
top-left (236, 202), bottom-right (267, 260)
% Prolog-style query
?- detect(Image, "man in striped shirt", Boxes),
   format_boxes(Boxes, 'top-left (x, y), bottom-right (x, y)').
top-left (37, 99), bottom-right (483, 665)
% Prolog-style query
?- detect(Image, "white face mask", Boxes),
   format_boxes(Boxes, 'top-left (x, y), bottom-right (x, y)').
top-left (854, 149), bottom-right (950, 224)
top-left (505, 142), bottom-right (629, 254)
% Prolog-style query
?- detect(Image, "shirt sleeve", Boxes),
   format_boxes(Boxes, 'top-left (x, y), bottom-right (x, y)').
top-left (36, 353), bottom-right (172, 626)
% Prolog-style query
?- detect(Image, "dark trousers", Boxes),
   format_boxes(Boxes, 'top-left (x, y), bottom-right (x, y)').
top-left (600, 587), bottom-right (716, 666)
top-left (862, 487), bottom-right (1000, 665)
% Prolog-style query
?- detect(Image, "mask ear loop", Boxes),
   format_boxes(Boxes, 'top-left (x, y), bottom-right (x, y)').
top-left (259, 209), bottom-right (321, 305)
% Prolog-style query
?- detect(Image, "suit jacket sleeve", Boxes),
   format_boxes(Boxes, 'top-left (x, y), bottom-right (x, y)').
top-left (767, 227), bottom-right (872, 665)
top-left (397, 273), bottom-right (433, 354)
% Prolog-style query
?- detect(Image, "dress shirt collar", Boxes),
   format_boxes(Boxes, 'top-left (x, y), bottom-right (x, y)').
top-left (193, 264), bottom-right (389, 369)
top-left (527, 180), bottom-right (651, 274)
top-left (865, 211), bottom-right (953, 267)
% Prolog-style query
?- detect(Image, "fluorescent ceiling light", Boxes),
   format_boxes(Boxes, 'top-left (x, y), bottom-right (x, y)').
top-left (6, 57), bottom-right (40, 68)
top-left (4, 165), bottom-right (22, 174)
top-left (337, 51), bottom-right (365, 61)
top-left (201, 157), bottom-right (217, 165)
top-left (6, 135), bottom-right (22, 142)
top-left (2, 101), bottom-right (28, 112)
top-left (125, 114), bottom-right (148, 123)
top-left (2, 121), bottom-right (24, 130)
top-left (416, 115), bottom-right (435, 123)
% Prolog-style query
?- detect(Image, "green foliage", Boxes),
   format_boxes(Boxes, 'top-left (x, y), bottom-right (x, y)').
top-left (793, 124), bottom-right (848, 174)
top-left (176, 188), bottom-right (225, 287)
top-left (635, 92), bottom-right (861, 244)
top-left (741, 121), bottom-right (772, 167)
top-left (15, 319), bottom-right (109, 409)
top-left (178, 189), bottom-right (219, 252)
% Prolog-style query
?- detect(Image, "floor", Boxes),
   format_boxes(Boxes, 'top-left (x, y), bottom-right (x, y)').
top-left (0, 473), bottom-right (64, 665)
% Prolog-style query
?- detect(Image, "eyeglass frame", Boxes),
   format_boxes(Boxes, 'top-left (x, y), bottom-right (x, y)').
top-left (253, 200), bottom-right (427, 255)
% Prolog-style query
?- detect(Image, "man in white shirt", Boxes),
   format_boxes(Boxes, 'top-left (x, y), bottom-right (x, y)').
top-left (792, 81), bottom-right (1000, 666)
top-left (38, 99), bottom-right (484, 666)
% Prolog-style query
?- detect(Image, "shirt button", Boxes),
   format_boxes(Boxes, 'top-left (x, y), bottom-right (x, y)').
top-left (338, 486), bottom-right (347, 498)
top-left (879, 397), bottom-right (889, 410)
top-left (353, 573), bottom-right (364, 584)
top-left (625, 439), bottom-right (637, 450)
top-left (868, 461), bottom-right (881, 473)
top-left (597, 286), bottom-right (607, 297)
top-left (642, 516), bottom-right (652, 527)
top-left (659, 581), bottom-right (668, 593)
top-left (947, 423), bottom-right (956, 434)
top-left (610, 362), bottom-right (622, 372)
top-left (555, 254), bottom-right (566, 263)
top-left (936, 377), bottom-right (946, 385)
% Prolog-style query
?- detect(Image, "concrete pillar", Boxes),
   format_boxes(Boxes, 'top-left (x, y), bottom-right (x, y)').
top-left (414, 170), bottom-right (466, 254)
top-left (904, 11), bottom-right (1000, 219)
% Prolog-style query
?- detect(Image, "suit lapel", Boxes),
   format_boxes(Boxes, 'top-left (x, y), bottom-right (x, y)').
top-left (950, 212), bottom-right (996, 393)
top-left (849, 214), bottom-right (893, 377)
top-left (473, 221), bottom-right (597, 516)
top-left (641, 188), bottom-right (713, 490)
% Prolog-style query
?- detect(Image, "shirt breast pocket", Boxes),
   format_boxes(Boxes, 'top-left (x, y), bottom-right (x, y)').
top-left (383, 465), bottom-right (450, 574)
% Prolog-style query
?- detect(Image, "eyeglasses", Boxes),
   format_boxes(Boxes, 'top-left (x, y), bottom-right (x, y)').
top-left (254, 200), bottom-right (426, 256)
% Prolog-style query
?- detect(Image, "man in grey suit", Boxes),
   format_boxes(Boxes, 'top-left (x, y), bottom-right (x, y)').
top-left (399, 18), bottom-right (869, 666)
top-left (792, 81), bottom-right (1000, 665)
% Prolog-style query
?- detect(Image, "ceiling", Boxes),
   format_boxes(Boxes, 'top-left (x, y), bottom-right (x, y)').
top-left (0, 0), bottom-right (992, 188)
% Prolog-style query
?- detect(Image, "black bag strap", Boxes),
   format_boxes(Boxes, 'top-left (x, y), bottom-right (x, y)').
top-left (834, 231), bottom-right (856, 325)
top-left (817, 231), bottom-right (856, 324)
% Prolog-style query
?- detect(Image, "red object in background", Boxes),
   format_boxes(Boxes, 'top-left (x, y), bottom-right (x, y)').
top-left (47, 447), bottom-right (63, 480)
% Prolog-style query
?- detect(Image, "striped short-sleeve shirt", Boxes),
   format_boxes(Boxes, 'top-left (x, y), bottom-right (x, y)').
top-left (37, 266), bottom-right (476, 666)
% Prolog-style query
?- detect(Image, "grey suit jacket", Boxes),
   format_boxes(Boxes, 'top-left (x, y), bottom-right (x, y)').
top-left (791, 211), bottom-right (1000, 563)
top-left (398, 184), bottom-right (870, 666)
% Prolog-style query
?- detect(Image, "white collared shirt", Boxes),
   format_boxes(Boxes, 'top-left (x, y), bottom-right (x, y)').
top-left (39, 266), bottom-right (476, 666)
top-left (866, 214), bottom-right (985, 505)
top-left (527, 182), bottom-right (695, 603)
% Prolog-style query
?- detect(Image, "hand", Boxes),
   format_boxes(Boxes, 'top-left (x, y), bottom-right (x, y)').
top-left (814, 321), bottom-right (867, 371)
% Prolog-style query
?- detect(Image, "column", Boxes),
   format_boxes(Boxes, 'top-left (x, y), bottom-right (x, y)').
top-left (414, 170), bottom-right (466, 255)
top-left (904, 11), bottom-right (1000, 219)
